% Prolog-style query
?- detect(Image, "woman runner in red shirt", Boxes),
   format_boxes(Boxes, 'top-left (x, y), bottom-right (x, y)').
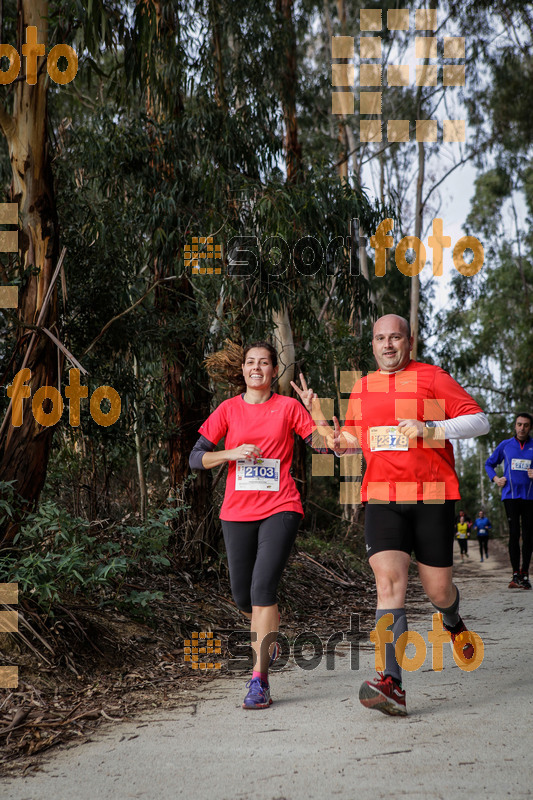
top-left (189, 342), bottom-right (317, 708)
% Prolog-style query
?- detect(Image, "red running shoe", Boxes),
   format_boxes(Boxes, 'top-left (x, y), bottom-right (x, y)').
top-left (520, 573), bottom-right (532, 590)
top-left (509, 573), bottom-right (521, 589)
top-left (359, 673), bottom-right (407, 716)
top-left (443, 619), bottom-right (475, 662)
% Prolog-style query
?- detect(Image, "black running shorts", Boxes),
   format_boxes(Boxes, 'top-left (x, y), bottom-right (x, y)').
top-left (364, 500), bottom-right (456, 567)
top-left (221, 511), bottom-right (301, 612)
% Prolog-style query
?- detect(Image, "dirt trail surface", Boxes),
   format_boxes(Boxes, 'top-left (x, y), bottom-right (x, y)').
top-left (2, 538), bottom-right (531, 800)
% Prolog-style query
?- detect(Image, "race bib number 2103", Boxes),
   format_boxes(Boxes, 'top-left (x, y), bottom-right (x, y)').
top-left (235, 458), bottom-right (280, 491)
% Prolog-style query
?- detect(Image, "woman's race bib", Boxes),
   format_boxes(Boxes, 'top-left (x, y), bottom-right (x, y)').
top-left (235, 458), bottom-right (280, 491)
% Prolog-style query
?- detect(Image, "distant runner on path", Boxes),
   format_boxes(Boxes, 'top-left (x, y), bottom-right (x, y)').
top-left (485, 413), bottom-right (533, 589)
top-left (455, 511), bottom-right (470, 562)
top-left (472, 510), bottom-right (492, 562)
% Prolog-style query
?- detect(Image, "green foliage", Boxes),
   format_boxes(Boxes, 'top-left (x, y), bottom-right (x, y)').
top-left (486, 50), bottom-right (533, 154)
top-left (467, 169), bottom-right (512, 240)
top-left (4, 0), bottom-right (529, 553)
top-left (0, 485), bottom-right (180, 618)
top-left (0, 481), bottom-right (21, 528)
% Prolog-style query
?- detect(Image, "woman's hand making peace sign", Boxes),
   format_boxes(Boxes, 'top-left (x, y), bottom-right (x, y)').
top-left (290, 372), bottom-right (317, 414)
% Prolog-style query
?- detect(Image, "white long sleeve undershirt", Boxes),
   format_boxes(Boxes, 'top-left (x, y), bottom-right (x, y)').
top-left (438, 412), bottom-right (490, 439)
top-left (336, 411), bottom-right (490, 455)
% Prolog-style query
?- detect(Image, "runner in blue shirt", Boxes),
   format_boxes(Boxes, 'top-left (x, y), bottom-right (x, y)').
top-left (472, 510), bottom-right (492, 562)
top-left (485, 413), bottom-right (533, 589)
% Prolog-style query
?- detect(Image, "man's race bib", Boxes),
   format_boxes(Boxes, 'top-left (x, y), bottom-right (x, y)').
top-left (369, 426), bottom-right (409, 452)
top-left (235, 458), bottom-right (280, 491)
top-left (511, 458), bottom-right (531, 471)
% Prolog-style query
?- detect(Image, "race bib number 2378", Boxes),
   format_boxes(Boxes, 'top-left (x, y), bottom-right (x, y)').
top-left (369, 426), bottom-right (409, 452)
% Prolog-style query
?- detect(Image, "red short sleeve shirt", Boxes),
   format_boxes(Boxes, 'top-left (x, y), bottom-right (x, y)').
top-left (342, 361), bottom-right (483, 502)
top-left (199, 393), bottom-right (314, 521)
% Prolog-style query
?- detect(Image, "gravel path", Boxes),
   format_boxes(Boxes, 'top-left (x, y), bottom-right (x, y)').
top-left (2, 537), bottom-right (531, 800)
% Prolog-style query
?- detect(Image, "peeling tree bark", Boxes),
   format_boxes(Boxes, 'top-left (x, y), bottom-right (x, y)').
top-left (272, 306), bottom-right (295, 395)
top-left (145, 1), bottom-right (218, 560)
top-left (410, 0), bottom-right (437, 360)
top-left (278, 0), bottom-right (303, 184)
top-left (0, 0), bottom-right (59, 545)
top-left (410, 139), bottom-right (425, 360)
top-left (276, 0), bottom-right (307, 506)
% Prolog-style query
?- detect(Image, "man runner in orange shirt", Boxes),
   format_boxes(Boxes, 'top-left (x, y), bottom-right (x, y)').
top-left (294, 314), bottom-right (489, 715)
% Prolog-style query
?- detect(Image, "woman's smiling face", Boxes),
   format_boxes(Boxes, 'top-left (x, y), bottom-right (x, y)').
top-left (242, 347), bottom-right (278, 390)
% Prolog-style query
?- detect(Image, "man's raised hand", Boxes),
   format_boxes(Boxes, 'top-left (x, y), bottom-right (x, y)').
top-left (326, 416), bottom-right (346, 455)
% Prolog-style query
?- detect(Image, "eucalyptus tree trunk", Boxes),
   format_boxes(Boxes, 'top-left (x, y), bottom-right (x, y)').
top-left (277, 0), bottom-right (300, 376)
top-left (157, 275), bottom-right (212, 552)
top-left (410, 0), bottom-right (437, 359)
top-left (277, 0), bottom-right (307, 506)
top-left (278, 0), bottom-right (302, 184)
top-left (133, 354), bottom-right (148, 520)
top-left (0, 0), bottom-right (59, 546)
top-left (272, 307), bottom-right (295, 395)
top-left (145, 2), bottom-right (214, 560)
top-left (410, 140), bottom-right (425, 360)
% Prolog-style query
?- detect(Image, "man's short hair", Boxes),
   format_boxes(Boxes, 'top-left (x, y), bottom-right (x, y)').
top-left (515, 412), bottom-right (533, 426)
top-left (375, 315), bottom-right (411, 338)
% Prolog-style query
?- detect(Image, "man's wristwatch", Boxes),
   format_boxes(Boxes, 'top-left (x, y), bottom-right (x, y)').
top-left (425, 421), bottom-right (438, 428)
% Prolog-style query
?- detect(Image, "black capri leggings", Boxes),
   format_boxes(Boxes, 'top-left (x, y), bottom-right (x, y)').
top-left (221, 511), bottom-right (301, 613)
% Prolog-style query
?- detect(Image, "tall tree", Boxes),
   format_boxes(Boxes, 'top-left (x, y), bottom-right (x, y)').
top-left (0, 1), bottom-right (59, 544)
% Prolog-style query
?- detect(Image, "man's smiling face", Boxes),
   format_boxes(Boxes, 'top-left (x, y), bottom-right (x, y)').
top-left (372, 315), bottom-right (413, 373)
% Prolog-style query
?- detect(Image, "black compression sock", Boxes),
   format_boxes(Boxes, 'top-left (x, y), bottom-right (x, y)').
top-left (432, 585), bottom-right (461, 628)
top-left (443, 619), bottom-right (465, 635)
top-left (388, 675), bottom-right (402, 688)
top-left (375, 608), bottom-right (407, 686)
